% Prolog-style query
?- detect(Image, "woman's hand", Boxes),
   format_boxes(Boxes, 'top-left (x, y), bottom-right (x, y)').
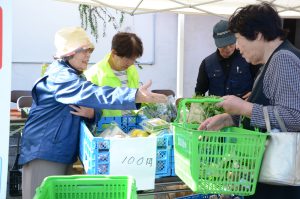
top-left (69, 105), bottom-right (94, 119)
top-left (135, 80), bottom-right (168, 103)
top-left (198, 113), bottom-right (234, 131)
top-left (217, 95), bottom-right (253, 117)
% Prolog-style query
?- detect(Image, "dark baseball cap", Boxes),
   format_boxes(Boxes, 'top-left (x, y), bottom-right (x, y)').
top-left (213, 20), bottom-right (236, 48)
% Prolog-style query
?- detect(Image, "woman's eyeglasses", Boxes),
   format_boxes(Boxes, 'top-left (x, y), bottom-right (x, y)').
top-left (75, 48), bottom-right (94, 54)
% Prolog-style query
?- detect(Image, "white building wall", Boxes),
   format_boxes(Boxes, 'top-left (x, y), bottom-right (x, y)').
top-left (12, 0), bottom-right (224, 98)
top-left (183, 15), bottom-right (223, 97)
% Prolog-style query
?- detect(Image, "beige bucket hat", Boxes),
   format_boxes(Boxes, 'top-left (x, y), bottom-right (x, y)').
top-left (54, 27), bottom-right (94, 58)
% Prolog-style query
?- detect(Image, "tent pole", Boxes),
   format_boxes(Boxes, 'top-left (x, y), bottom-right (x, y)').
top-left (176, 14), bottom-right (184, 98)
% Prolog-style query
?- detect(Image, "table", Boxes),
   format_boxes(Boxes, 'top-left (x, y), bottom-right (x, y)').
top-left (9, 109), bottom-right (25, 184)
top-left (9, 109), bottom-right (26, 162)
top-left (9, 111), bottom-right (193, 197)
top-left (138, 176), bottom-right (192, 197)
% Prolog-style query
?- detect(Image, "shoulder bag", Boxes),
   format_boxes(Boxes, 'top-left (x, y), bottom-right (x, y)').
top-left (259, 107), bottom-right (300, 185)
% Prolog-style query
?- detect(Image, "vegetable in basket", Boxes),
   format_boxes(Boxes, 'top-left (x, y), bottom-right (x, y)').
top-left (199, 139), bottom-right (256, 193)
top-left (187, 95), bottom-right (224, 124)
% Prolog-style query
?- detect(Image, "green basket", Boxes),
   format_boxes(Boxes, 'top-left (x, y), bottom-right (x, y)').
top-left (34, 175), bottom-right (137, 199)
top-left (172, 98), bottom-right (268, 196)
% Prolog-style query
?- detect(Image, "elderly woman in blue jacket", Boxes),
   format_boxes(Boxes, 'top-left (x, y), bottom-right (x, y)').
top-left (19, 27), bottom-right (166, 199)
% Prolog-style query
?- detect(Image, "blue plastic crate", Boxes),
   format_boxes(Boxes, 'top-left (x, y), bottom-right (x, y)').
top-left (155, 130), bottom-right (173, 178)
top-left (80, 119), bottom-right (173, 178)
top-left (176, 195), bottom-right (211, 199)
top-left (155, 148), bottom-right (171, 178)
top-left (79, 124), bottom-right (110, 174)
top-left (98, 115), bottom-right (173, 148)
top-left (97, 115), bottom-right (145, 132)
top-left (176, 194), bottom-right (244, 199)
top-left (157, 131), bottom-right (173, 148)
top-left (169, 146), bottom-right (176, 176)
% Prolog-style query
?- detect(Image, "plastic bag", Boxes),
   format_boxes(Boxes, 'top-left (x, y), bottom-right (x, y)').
top-left (187, 96), bottom-right (224, 124)
top-left (128, 129), bottom-right (149, 137)
top-left (141, 96), bottom-right (177, 122)
top-left (187, 103), bottom-right (206, 124)
top-left (99, 122), bottom-right (129, 138)
top-left (140, 118), bottom-right (169, 134)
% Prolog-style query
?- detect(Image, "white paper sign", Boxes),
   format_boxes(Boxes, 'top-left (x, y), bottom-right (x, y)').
top-left (110, 137), bottom-right (157, 190)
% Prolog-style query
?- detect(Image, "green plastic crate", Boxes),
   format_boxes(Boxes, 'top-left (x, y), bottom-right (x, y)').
top-left (172, 98), bottom-right (268, 196)
top-left (34, 175), bottom-right (137, 199)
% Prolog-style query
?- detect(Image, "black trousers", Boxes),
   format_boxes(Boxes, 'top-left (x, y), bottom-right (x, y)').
top-left (245, 183), bottom-right (300, 199)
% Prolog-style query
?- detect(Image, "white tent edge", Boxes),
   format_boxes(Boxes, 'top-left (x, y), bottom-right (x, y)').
top-left (56, 0), bottom-right (300, 18)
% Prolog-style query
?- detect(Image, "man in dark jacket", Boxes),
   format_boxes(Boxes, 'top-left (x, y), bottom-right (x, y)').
top-left (195, 20), bottom-right (259, 99)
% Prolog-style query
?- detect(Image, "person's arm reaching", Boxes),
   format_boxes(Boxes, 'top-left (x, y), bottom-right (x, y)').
top-left (198, 113), bottom-right (234, 131)
top-left (135, 80), bottom-right (167, 103)
top-left (69, 80), bottom-right (167, 119)
top-left (53, 70), bottom-right (167, 110)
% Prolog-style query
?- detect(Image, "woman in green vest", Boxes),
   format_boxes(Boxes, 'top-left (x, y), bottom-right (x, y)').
top-left (85, 32), bottom-right (142, 117)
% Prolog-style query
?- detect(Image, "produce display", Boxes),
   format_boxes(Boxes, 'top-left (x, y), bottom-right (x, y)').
top-left (172, 98), bottom-right (267, 195)
top-left (97, 122), bottom-right (129, 138)
top-left (187, 96), bottom-right (224, 124)
top-left (89, 96), bottom-right (258, 196)
top-left (141, 96), bottom-right (177, 122)
top-left (129, 129), bottom-right (149, 137)
top-left (198, 141), bottom-right (257, 193)
top-left (140, 118), bottom-right (170, 134)
top-left (183, 97), bottom-right (256, 193)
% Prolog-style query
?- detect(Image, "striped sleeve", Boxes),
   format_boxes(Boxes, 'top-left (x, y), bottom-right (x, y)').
top-left (250, 50), bottom-right (300, 132)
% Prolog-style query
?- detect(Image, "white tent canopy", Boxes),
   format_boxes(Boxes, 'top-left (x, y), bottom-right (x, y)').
top-left (57, 0), bottom-right (300, 18)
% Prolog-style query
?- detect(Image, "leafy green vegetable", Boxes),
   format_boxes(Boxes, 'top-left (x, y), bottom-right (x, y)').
top-left (140, 96), bottom-right (177, 122)
top-left (187, 95), bottom-right (224, 124)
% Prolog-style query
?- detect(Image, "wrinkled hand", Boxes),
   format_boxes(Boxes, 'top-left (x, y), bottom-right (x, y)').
top-left (217, 95), bottom-right (253, 117)
top-left (198, 113), bottom-right (233, 131)
top-left (69, 105), bottom-right (94, 119)
top-left (135, 80), bottom-right (168, 103)
top-left (242, 91), bottom-right (251, 101)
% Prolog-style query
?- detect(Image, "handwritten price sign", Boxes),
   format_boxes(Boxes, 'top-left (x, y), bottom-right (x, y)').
top-left (122, 156), bottom-right (154, 167)
top-left (110, 136), bottom-right (157, 190)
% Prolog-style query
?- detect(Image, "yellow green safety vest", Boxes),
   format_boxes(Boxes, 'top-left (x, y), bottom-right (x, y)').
top-left (84, 53), bottom-right (139, 117)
